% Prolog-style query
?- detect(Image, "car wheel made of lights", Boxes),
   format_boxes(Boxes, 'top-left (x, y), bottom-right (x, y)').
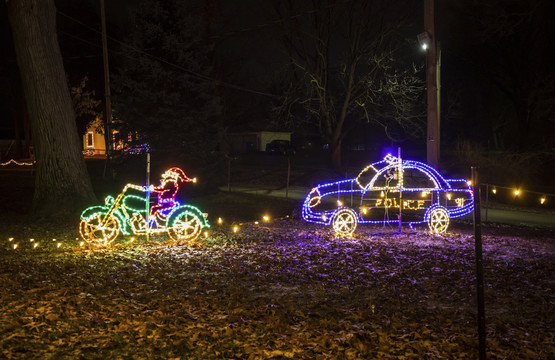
top-left (427, 206), bottom-right (450, 233)
top-left (332, 208), bottom-right (358, 237)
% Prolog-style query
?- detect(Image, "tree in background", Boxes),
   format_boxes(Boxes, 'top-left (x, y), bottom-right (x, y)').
top-left (111, 0), bottom-right (220, 164)
top-left (71, 76), bottom-right (102, 136)
top-left (447, 0), bottom-right (555, 153)
top-left (7, 0), bottom-right (96, 218)
top-left (272, 0), bottom-right (424, 170)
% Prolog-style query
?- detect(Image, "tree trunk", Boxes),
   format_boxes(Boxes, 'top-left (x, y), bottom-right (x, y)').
top-left (7, 0), bottom-right (96, 218)
top-left (330, 140), bottom-right (342, 172)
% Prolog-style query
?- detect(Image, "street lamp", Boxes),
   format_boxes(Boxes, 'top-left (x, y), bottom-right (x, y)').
top-left (417, 32), bottom-right (431, 50)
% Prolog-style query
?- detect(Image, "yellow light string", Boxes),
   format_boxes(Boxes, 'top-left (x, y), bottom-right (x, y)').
top-left (213, 214), bottom-right (291, 236)
top-left (486, 184), bottom-right (552, 205)
top-left (6, 183), bottom-right (550, 251)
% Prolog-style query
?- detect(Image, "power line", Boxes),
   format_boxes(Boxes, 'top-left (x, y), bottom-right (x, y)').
top-left (59, 30), bottom-right (101, 50)
top-left (207, 0), bottom-right (355, 42)
top-left (56, 10), bottom-right (281, 99)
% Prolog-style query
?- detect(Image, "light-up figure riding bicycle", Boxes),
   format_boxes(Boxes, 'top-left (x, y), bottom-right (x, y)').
top-left (79, 167), bottom-right (209, 247)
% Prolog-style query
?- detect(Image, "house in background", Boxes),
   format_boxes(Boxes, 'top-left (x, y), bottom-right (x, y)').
top-left (83, 118), bottom-right (106, 156)
top-left (227, 131), bottom-right (291, 154)
top-left (82, 117), bottom-right (128, 157)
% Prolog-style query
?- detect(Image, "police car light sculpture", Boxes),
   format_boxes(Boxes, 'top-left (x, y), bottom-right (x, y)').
top-left (302, 154), bottom-right (473, 236)
top-left (79, 167), bottom-right (210, 247)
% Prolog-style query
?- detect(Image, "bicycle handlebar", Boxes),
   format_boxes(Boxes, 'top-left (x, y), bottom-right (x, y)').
top-left (123, 183), bottom-right (153, 193)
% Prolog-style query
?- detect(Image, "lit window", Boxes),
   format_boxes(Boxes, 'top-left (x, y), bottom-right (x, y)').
top-left (86, 132), bottom-right (94, 148)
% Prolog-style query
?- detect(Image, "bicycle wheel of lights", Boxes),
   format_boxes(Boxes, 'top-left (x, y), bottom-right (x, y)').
top-left (168, 212), bottom-right (202, 243)
top-left (332, 208), bottom-right (358, 237)
top-left (79, 213), bottom-right (120, 246)
top-left (428, 207), bottom-right (450, 233)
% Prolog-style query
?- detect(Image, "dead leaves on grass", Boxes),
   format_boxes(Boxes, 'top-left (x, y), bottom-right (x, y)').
top-left (0, 220), bottom-right (553, 359)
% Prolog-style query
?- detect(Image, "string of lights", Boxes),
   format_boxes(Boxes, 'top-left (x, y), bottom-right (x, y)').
top-left (5, 214), bottom-right (291, 252)
top-left (4, 182), bottom-right (552, 252)
top-left (5, 237), bottom-right (79, 251)
top-left (483, 184), bottom-right (552, 206)
top-left (0, 159), bottom-right (35, 166)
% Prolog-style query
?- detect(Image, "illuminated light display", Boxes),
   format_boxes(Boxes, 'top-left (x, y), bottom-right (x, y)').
top-left (0, 159), bottom-right (35, 166)
top-left (486, 184), bottom-right (552, 206)
top-left (125, 143), bottom-right (151, 155)
top-left (425, 206), bottom-right (450, 233)
top-left (332, 208), bottom-right (358, 237)
top-left (302, 154), bottom-right (474, 235)
top-left (79, 167), bottom-right (209, 247)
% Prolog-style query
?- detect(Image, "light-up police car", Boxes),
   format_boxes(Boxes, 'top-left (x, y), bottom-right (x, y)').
top-left (301, 154), bottom-right (474, 235)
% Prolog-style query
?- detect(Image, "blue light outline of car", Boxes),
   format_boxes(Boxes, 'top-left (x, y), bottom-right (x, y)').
top-left (301, 155), bottom-right (474, 234)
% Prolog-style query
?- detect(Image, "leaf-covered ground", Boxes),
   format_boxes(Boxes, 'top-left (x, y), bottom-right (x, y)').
top-left (0, 220), bottom-right (553, 359)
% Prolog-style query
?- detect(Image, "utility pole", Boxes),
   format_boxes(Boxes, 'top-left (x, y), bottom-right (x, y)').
top-left (100, 0), bottom-right (112, 176)
top-left (424, 0), bottom-right (440, 169)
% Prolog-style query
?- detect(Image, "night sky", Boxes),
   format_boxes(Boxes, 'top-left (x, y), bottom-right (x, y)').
top-left (1, 0), bottom-right (554, 170)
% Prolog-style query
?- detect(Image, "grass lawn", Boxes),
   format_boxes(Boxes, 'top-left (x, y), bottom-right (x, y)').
top-left (0, 162), bottom-right (553, 359)
top-left (1, 206), bottom-right (553, 359)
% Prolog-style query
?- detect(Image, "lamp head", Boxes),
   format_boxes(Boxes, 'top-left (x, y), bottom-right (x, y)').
top-left (417, 32), bottom-right (431, 50)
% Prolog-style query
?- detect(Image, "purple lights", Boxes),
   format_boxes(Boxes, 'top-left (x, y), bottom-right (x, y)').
top-left (302, 155), bottom-right (474, 235)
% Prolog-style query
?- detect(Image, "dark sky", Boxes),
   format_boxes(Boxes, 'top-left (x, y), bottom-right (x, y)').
top-left (1, 0), bottom-right (554, 155)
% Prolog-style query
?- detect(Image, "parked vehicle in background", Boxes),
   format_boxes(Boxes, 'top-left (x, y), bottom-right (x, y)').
top-left (265, 140), bottom-right (295, 155)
